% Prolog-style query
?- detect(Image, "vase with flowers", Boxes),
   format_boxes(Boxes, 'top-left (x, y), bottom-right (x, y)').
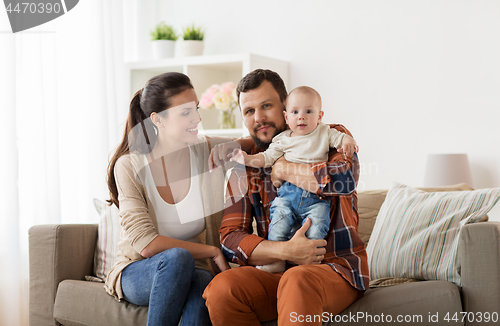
top-left (199, 82), bottom-right (238, 129)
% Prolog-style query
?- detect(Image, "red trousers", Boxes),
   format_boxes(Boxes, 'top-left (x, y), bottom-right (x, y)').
top-left (203, 265), bottom-right (362, 326)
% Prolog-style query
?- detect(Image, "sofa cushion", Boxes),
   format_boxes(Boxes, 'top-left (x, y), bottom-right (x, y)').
top-left (357, 189), bottom-right (388, 246)
top-left (53, 276), bottom-right (462, 326)
top-left (54, 280), bottom-right (147, 326)
top-left (92, 199), bottom-right (121, 281)
top-left (357, 183), bottom-right (478, 247)
top-left (333, 281), bottom-right (463, 326)
top-left (366, 183), bottom-right (500, 285)
top-left (258, 281), bottom-right (462, 326)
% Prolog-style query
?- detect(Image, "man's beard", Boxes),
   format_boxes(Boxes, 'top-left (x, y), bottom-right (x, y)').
top-left (251, 122), bottom-right (286, 150)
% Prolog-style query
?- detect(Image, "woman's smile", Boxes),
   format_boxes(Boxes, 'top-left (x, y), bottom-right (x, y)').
top-left (187, 127), bottom-right (199, 135)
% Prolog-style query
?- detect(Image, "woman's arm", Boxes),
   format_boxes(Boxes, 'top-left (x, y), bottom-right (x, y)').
top-left (228, 149), bottom-right (267, 168)
top-left (141, 235), bottom-right (216, 259)
top-left (115, 155), bottom-right (229, 271)
top-left (141, 235), bottom-right (229, 271)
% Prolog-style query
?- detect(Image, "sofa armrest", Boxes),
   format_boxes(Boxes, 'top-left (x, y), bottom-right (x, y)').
top-left (29, 224), bottom-right (98, 326)
top-left (459, 221), bottom-right (500, 325)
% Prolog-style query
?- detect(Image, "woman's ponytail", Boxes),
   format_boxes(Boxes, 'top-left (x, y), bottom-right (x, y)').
top-left (107, 89), bottom-right (154, 208)
top-left (128, 88), bottom-right (158, 155)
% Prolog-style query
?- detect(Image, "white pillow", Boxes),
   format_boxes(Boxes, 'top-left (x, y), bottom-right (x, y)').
top-left (92, 198), bottom-right (121, 281)
top-left (366, 183), bottom-right (500, 285)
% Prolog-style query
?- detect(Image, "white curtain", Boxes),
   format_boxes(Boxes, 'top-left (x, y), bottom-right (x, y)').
top-left (0, 1), bottom-right (128, 324)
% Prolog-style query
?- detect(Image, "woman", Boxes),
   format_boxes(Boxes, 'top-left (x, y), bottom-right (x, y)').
top-left (105, 72), bottom-right (234, 326)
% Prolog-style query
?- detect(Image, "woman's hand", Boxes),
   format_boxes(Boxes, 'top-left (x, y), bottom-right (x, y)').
top-left (228, 148), bottom-right (247, 165)
top-left (208, 141), bottom-right (241, 172)
top-left (208, 137), bottom-right (255, 172)
top-left (211, 247), bottom-right (230, 274)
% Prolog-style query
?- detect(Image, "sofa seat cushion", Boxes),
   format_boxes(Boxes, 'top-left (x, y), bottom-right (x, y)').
top-left (333, 280), bottom-right (463, 326)
top-left (53, 280), bottom-right (462, 326)
top-left (54, 280), bottom-right (148, 326)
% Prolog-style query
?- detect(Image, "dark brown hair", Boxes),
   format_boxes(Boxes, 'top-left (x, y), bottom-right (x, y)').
top-left (236, 69), bottom-right (288, 105)
top-left (106, 72), bottom-right (194, 208)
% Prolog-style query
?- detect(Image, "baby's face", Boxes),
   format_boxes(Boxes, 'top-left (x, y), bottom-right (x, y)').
top-left (284, 91), bottom-right (323, 136)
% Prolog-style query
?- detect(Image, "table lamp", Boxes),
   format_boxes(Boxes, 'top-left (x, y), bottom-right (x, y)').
top-left (423, 154), bottom-right (473, 187)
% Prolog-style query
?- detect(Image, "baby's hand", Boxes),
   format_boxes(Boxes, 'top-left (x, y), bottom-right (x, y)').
top-left (228, 148), bottom-right (247, 165)
top-left (338, 136), bottom-right (359, 156)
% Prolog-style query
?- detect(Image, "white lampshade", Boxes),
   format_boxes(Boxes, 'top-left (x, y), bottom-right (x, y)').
top-left (424, 154), bottom-right (473, 187)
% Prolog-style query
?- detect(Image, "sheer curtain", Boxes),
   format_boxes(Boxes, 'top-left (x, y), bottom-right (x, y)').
top-left (0, 1), bottom-right (128, 324)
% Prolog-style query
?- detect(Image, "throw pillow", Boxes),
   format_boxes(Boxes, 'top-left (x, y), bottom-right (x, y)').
top-left (357, 183), bottom-right (481, 247)
top-left (92, 198), bottom-right (121, 282)
top-left (366, 182), bottom-right (500, 285)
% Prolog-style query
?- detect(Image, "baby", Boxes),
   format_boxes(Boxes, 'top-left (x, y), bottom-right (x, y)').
top-left (229, 86), bottom-right (358, 272)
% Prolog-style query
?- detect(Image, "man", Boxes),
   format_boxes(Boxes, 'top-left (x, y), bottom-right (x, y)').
top-left (203, 69), bottom-right (369, 326)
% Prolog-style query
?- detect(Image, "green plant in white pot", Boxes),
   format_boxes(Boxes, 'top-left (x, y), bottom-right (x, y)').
top-left (150, 22), bottom-right (178, 59)
top-left (181, 24), bottom-right (205, 56)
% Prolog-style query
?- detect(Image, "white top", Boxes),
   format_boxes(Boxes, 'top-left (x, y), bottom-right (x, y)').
top-left (144, 147), bottom-right (205, 241)
top-left (260, 122), bottom-right (345, 167)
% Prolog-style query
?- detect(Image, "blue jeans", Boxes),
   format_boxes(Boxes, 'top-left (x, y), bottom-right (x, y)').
top-left (121, 247), bottom-right (213, 326)
top-left (269, 182), bottom-right (331, 241)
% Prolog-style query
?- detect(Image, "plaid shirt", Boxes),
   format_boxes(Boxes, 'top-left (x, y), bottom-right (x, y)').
top-left (220, 124), bottom-right (369, 291)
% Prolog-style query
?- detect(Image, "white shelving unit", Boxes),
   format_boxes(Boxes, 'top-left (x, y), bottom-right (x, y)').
top-left (126, 53), bottom-right (289, 137)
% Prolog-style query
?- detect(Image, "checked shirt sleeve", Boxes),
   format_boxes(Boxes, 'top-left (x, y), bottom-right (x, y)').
top-left (219, 166), bottom-right (264, 266)
top-left (312, 124), bottom-right (360, 197)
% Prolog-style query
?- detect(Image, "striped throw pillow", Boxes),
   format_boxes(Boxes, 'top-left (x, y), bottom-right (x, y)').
top-left (92, 199), bottom-right (121, 282)
top-left (366, 183), bottom-right (500, 285)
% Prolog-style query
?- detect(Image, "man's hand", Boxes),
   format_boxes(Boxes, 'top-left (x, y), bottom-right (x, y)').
top-left (285, 218), bottom-right (327, 265)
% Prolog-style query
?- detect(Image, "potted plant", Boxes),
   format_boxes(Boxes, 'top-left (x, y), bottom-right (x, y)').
top-left (181, 24), bottom-right (205, 56)
top-left (150, 22), bottom-right (178, 59)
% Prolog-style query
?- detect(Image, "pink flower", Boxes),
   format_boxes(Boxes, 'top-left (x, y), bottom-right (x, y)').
top-left (199, 82), bottom-right (237, 111)
top-left (199, 84), bottom-right (220, 109)
top-left (207, 84), bottom-right (220, 94)
top-left (221, 82), bottom-right (236, 95)
top-left (200, 93), bottom-right (213, 109)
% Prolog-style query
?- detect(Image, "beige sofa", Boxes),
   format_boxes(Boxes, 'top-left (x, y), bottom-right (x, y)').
top-left (29, 188), bottom-right (500, 326)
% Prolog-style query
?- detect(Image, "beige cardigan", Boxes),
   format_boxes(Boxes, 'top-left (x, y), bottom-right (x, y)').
top-left (105, 136), bottom-right (229, 301)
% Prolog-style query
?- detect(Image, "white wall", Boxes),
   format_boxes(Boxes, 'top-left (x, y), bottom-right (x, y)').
top-left (147, 0), bottom-right (500, 218)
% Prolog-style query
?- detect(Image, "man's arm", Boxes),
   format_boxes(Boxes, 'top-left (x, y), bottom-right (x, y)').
top-left (271, 156), bottom-right (319, 193)
top-left (272, 124), bottom-right (358, 197)
top-left (221, 167), bottom-right (326, 266)
top-left (219, 167), bottom-right (264, 265)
